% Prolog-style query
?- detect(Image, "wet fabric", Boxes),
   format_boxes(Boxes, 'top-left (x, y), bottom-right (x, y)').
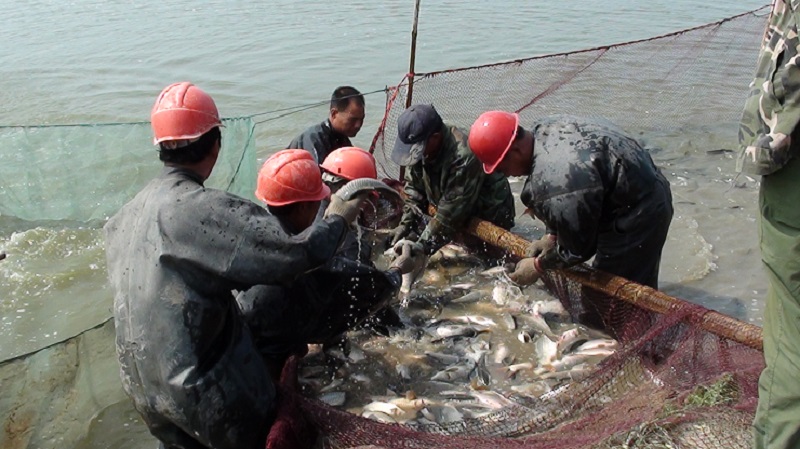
top-left (236, 256), bottom-right (402, 365)
top-left (753, 143), bottom-right (800, 449)
top-left (287, 119), bottom-right (352, 163)
top-left (738, 0), bottom-right (800, 176)
top-left (520, 115), bottom-right (673, 289)
top-left (104, 166), bottom-right (347, 449)
top-left (400, 124), bottom-right (515, 255)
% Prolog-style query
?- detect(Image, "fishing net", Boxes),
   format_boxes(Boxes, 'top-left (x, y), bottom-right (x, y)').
top-left (0, 117), bottom-right (257, 223)
top-left (368, 7), bottom-right (769, 181)
top-left (0, 6), bottom-right (770, 449)
top-left (294, 6), bottom-right (768, 449)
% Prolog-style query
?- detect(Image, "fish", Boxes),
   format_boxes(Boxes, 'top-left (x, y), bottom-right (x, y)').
top-left (361, 410), bottom-right (397, 423)
top-left (450, 314), bottom-right (497, 327)
top-left (499, 312), bottom-right (516, 331)
top-left (319, 378), bottom-right (345, 393)
top-left (425, 351), bottom-right (461, 365)
top-left (520, 302), bottom-right (558, 340)
top-left (534, 335), bottom-right (559, 365)
top-left (362, 400), bottom-right (419, 421)
top-left (492, 282), bottom-right (523, 306)
top-left (336, 178), bottom-right (400, 201)
top-left (421, 405), bottom-right (463, 424)
top-left (319, 391), bottom-right (346, 407)
top-left (480, 266), bottom-right (508, 278)
top-left (492, 342), bottom-right (515, 365)
top-left (430, 323), bottom-right (485, 340)
top-left (449, 283), bottom-right (476, 290)
top-left (505, 362), bottom-right (535, 378)
top-left (396, 363), bottom-right (412, 380)
top-left (556, 328), bottom-right (588, 355)
top-left (431, 364), bottom-right (473, 382)
top-left (450, 291), bottom-right (484, 304)
top-left (574, 338), bottom-right (618, 352)
top-left (510, 381), bottom-right (552, 397)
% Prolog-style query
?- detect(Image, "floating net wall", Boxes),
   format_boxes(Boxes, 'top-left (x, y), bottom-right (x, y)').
top-left (369, 6), bottom-right (769, 180)
top-left (297, 6), bottom-right (769, 449)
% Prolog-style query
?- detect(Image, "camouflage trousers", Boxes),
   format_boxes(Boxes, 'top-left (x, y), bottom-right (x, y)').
top-left (754, 151), bottom-right (800, 449)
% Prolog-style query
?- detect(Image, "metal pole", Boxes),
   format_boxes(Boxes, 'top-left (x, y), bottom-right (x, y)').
top-left (399, 0), bottom-right (422, 181)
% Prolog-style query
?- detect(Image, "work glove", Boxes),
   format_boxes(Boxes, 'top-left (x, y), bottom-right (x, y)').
top-left (388, 241), bottom-right (418, 274)
top-left (390, 223), bottom-right (412, 246)
top-left (507, 257), bottom-right (541, 286)
top-left (324, 193), bottom-right (368, 224)
top-left (525, 234), bottom-right (556, 258)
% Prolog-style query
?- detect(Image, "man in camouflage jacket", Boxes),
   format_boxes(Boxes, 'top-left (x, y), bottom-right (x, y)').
top-left (390, 104), bottom-right (515, 256)
top-left (738, 2), bottom-right (800, 447)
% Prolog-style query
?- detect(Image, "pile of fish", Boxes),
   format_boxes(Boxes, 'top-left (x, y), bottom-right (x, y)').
top-left (298, 244), bottom-right (618, 428)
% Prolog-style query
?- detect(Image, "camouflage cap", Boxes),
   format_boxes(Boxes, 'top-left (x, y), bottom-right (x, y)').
top-left (392, 104), bottom-right (443, 166)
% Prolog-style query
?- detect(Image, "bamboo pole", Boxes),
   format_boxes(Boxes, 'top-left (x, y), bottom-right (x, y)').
top-left (399, 0), bottom-right (422, 181)
top-left (430, 205), bottom-right (764, 351)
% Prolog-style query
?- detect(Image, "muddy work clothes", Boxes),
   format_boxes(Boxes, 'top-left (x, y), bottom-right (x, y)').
top-left (104, 167), bottom-right (347, 449)
top-left (520, 116), bottom-right (673, 289)
top-left (237, 257), bottom-right (401, 366)
top-left (400, 124), bottom-right (515, 255)
top-left (287, 119), bottom-right (352, 163)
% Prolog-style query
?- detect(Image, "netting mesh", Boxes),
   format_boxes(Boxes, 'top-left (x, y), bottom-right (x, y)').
top-left (369, 7), bottom-right (769, 180)
top-left (301, 7), bottom-right (769, 449)
top-left (0, 117), bottom-right (257, 222)
top-left (300, 267), bottom-right (763, 449)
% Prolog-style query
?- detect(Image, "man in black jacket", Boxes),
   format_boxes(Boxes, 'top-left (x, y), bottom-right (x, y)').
top-left (468, 112), bottom-right (673, 290)
top-left (287, 86), bottom-right (365, 163)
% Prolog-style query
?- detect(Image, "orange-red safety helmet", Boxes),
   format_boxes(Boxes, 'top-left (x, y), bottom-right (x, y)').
top-left (255, 150), bottom-right (330, 206)
top-left (320, 147), bottom-right (378, 181)
top-left (468, 111), bottom-right (519, 173)
top-left (151, 82), bottom-right (222, 145)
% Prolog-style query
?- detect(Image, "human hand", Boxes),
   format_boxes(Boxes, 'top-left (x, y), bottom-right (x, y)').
top-left (389, 241), bottom-right (418, 274)
top-left (390, 224), bottom-right (411, 246)
top-left (525, 234), bottom-right (556, 258)
top-left (507, 257), bottom-right (541, 286)
top-left (324, 193), bottom-right (368, 223)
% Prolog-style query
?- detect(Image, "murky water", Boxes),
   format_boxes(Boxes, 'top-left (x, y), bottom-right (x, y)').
top-left (0, 1), bottom-right (768, 447)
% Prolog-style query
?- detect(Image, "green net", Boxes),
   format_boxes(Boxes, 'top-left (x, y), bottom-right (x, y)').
top-left (0, 117), bottom-right (257, 223)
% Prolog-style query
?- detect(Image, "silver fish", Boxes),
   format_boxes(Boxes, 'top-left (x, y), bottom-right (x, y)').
top-left (450, 291), bottom-right (484, 304)
top-left (361, 410), bottom-right (397, 423)
top-left (451, 314), bottom-right (497, 327)
top-left (425, 351), bottom-right (461, 365)
top-left (336, 178), bottom-right (400, 201)
top-left (431, 364), bottom-right (473, 382)
top-left (319, 391), bottom-right (346, 407)
top-left (480, 266), bottom-right (508, 278)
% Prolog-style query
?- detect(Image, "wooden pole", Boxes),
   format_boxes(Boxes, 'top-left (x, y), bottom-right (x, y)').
top-left (399, 0), bottom-right (422, 181)
top-left (427, 204), bottom-right (764, 351)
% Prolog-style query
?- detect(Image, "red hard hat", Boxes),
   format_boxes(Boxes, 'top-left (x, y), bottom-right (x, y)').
top-left (320, 147), bottom-right (378, 181)
top-left (468, 111), bottom-right (519, 173)
top-left (151, 82), bottom-right (222, 145)
top-left (256, 150), bottom-right (331, 206)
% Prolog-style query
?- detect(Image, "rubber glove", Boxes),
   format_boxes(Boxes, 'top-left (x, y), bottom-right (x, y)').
top-left (389, 241), bottom-right (418, 274)
top-left (508, 257), bottom-right (541, 286)
top-left (324, 193), bottom-right (368, 223)
top-left (525, 234), bottom-right (557, 258)
top-left (390, 223), bottom-right (412, 246)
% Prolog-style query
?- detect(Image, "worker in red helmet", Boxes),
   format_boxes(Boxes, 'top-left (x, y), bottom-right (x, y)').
top-left (389, 104), bottom-right (516, 257)
top-left (103, 83), bottom-right (373, 449)
top-left (239, 149), bottom-right (417, 370)
top-left (468, 111), bottom-right (673, 296)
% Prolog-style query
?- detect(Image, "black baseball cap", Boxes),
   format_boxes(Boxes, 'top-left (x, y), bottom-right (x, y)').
top-left (391, 104), bottom-right (443, 166)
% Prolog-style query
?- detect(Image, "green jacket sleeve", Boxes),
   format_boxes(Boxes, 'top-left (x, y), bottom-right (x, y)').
top-left (417, 152), bottom-right (485, 254)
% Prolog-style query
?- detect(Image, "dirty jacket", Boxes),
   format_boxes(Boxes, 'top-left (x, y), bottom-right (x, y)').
top-left (287, 119), bottom-right (352, 163)
top-left (104, 166), bottom-right (347, 449)
top-left (521, 116), bottom-right (672, 277)
top-left (400, 124), bottom-right (515, 255)
top-left (738, 0), bottom-right (800, 175)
